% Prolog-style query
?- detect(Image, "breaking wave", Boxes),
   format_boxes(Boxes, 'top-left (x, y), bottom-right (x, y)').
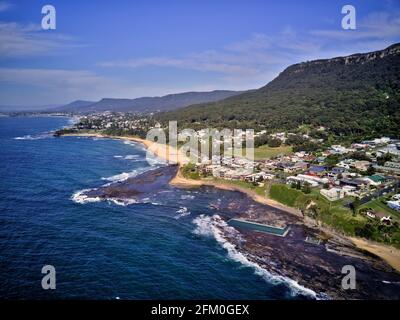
top-left (174, 206), bottom-right (191, 219)
top-left (124, 155), bottom-right (140, 160)
top-left (71, 189), bottom-right (101, 204)
top-left (108, 198), bottom-right (138, 206)
top-left (71, 189), bottom-right (137, 206)
top-left (101, 167), bottom-right (150, 183)
top-left (14, 133), bottom-right (52, 140)
top-left (192, 214), bottom-right (319, 299)
top-left (181, 194), bottom-right (195, 200)
top-left (122, 140), bottom-right (147, 152)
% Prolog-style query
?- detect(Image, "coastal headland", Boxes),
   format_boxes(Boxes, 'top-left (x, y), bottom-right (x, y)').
top-left (60, 132), bottom-right (400, 277)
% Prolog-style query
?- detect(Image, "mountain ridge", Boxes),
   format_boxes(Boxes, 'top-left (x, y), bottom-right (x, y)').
top-left (52, 90), bottom-right (243, 113)
top-left (157, 43), bottom-right (400, 140)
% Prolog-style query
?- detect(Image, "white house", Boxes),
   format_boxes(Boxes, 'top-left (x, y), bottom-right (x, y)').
top-left (286, 175), bottom-right (319, 187)
top-left (320, 187), bottom-right (346, 201)
top-left (387, 200), bottom-right (400, 211)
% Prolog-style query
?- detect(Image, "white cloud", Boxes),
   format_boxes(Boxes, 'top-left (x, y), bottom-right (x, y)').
top-left (100, 9), bottom-right (400, 87)
top-left (99, 33), bottom-right (298, 88)
top-left (0, 22), bottom-right (83, 58)
top-left (310, 11), bottom-right (400, 41)
top-left (0, 1), bottom-right (12, 12)
top-left (2, 8), bottom-right (399, 105)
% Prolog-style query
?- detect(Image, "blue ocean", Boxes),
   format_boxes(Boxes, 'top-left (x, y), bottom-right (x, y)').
top-left (0, 116), bottom-right (305, 300)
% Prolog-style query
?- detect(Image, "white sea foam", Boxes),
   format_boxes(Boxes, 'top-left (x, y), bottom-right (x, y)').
top-left (122, 140), bottom-right (163, 166)
top-left (174, 206), bottom-right (191, 219)
top-left (181, 194), bottom-right (195, 200)
top-left (122, 140), bottom-right (146, 152)
top-left (192, 214), bottom-right (319, 299)
top-left (146, 151), bottom-right (167, 167)
top-left (108, 198), bottom-right (137, 206)
top-left (124, 155), bottom-right (140, 160)
top-left (14, 133), bottom-right (51, 140)
top-left (71, 189), bottom-right (137, 206)
top-left (101, 167), bottom-right (149, 183)
top-left (71, 189), bottom-right (101, 204)
top-left (113, 154), bottom-right (142, 161)
top-left (123, 140), bottom-right (136, 146)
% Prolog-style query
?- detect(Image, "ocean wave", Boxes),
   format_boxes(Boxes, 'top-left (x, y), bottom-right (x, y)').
top-left (71, 189), bottom-right (101, 204)
top-left (124, 155), bottom-right (140, 160)
top-left (192, 214), bottom-right (319, 299)
top-left (174, 206), bottom-right (191, 219)
top-left (113, 155), bottom-right (141, 160)
top-left (108, 198), bottom-right (137, 206)
top-left (122, 140), bottom-right (147, 153)
top-left (101, 167), bottom-right (150, 183)
top-left (71, 189), bottom-right (137, 206)
top-left (146, 151), bottom-right (167, 167)
top-left (181, 194), bottom-right (195, 200)
top-left (14, 133), bottom-right (52, 140)
top-left (123, 140), bottom-right (136, 146)
top-left (122, 140), bottom-right (164, 166)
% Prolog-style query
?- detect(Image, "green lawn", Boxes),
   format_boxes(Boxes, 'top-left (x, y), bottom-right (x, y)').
top-left (359, 198), bottom-right (400, 222)
top-left (210, 178), bottom-right (266, 196)
top-left (269, 184), bottom-right (400, 247)
top-left (269, 184), bottom-right (366, 235)
top-left (269, 184), bottom-right (303, 207)
top-left (253, 145), bottom-right (292, 160)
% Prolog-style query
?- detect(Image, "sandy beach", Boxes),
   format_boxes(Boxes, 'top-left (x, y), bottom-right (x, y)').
top-left (61, 132), bottom-right (400, 272)
top-left (350, 237), bottom-right (400, 272)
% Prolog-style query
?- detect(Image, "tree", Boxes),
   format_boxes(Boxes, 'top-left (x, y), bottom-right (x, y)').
top-left (377, 152), bottom-right (392, 166)
top-left (350, 198), bottom-right (361, 215)
top-left (302, 182), bottom-right (311, 194)
top-left (267, 138), bottom-right (282, 148)
top-left (355, 222), bottom-right (375, 238)
top-left (366, 165), bottom-right (376, 176)
top-left (325, 154), bottom-right (340, 167)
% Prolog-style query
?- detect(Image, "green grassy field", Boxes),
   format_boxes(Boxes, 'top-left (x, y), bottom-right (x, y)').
top-left (269, 184), bottom-right (400, 247)
top-left (253, 145), bottom-right (292, 160)
top-left (359, 198), bottom-right (400, 222)
top-left (210, 178), bottom-right (266, 196)
top-left (269, 184), bottom-right (303, 206)
top-left (269, 184), bottom-right (366, 235)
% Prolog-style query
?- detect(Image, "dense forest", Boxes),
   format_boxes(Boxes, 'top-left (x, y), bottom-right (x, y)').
top-left (157, 44), bottom-right (400, 142)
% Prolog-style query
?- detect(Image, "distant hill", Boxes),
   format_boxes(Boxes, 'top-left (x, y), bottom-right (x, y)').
top-left (52, 100), bottom-right (95, 113)
top-left (0, 104), bottom-right (62, 112)
top-left (53, 90), bottom-right (242, 113)
top-left (158, 43), bottom-right (400, 140)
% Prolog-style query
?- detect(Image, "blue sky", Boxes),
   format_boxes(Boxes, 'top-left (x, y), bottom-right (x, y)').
top-left (0, 0), bottom-right (399, 107)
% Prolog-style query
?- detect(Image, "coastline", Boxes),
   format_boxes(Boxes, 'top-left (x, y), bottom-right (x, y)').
top-left (60, 132), bottom-right (400, 273)
top-left (170, 169), bottom-right (303, 217)
top-left (350, 237), bottom-right (400, 272)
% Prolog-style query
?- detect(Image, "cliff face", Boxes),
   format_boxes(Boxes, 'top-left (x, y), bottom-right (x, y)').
top-left (290, 43), bottom-right (400, 71)
top-left (267, 43), bottom-right (400, 90)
